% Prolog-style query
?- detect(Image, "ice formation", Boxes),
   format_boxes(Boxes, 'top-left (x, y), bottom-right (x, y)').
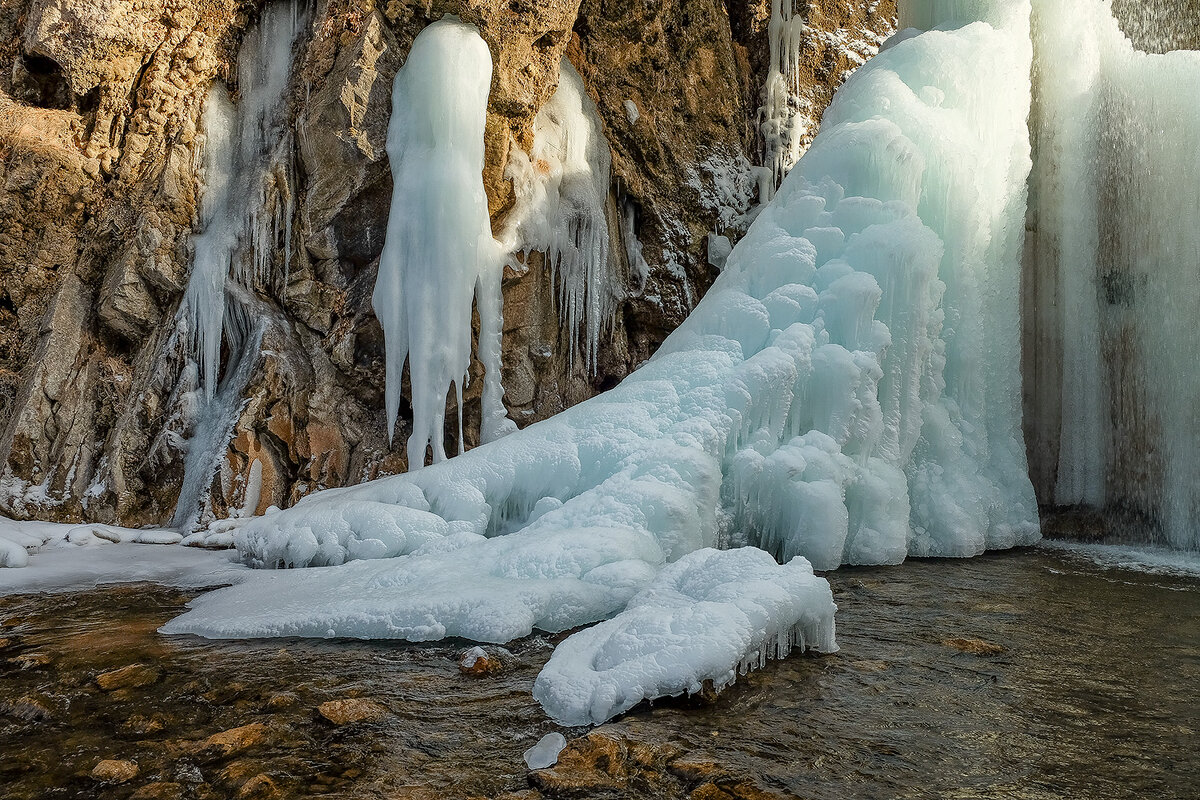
top-left (166, 1), bottom-right (1040, 725)
top-left (374, 17), bottom-right (516, 465)
top-left (180, 1), bottom-right (302, 398)
top-left (173, 1), bottom-right (304, 529)
top-left (757, 0), bottom-right (893, 199)
top-left (523, 733), bottom-right (567, 769)
top-left (533, 547), bottom-right (836, 726)
top-left (505, 59), bottom-right (615, 373)
top-left (1025, 0), bottom-right (1200, 548)
top-left (0, 516), bottom-right (183, 570)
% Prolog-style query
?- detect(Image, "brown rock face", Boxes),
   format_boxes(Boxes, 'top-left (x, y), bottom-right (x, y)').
top-left (0, 0), bottom-right (896, 528)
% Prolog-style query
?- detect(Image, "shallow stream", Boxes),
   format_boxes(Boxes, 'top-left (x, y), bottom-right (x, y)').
top-left (1, 544), bottom-right (1195, 799)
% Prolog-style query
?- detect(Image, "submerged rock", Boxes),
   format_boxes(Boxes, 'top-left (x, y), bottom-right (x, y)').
top-left (91, 759), bottom-right (140, 783)
top-left (316, 698), bottom-right (390, 725)
top-left (942, 638), bottom-right (1005, 656)
top-left (96, 663), bottom-right (161, 691)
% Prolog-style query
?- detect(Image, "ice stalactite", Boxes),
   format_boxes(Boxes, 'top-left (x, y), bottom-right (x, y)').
top-left (374, 17), bottom-right (516, 467)
top-left (505, 59), bottom-right (616, 374)
top-left (1026, 0), bottom-right (1200, 548)
top-left (759, 0), bottom-right (811, 200)
top-left (167, 0), bottom-right (1039, 724)
top-left (172, 1), bottom-right (305, 529)
top-left (757, 0), bottom-right (894, 201)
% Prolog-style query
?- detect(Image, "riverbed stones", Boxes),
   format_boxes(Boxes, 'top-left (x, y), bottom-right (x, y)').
top-left (11, 651), bottom-right (52, 670)
top-left (459, 645), bottom-right (504, 676)
top-left (317, 698), bottom-right (390, 725)
top-left (91, 758), bottom-right (140, 783)
top-left (129, 782), bottom-right (184, 800)
top-left (265, 691), bottom-right (299, 711)
top-left (1, 693), bottom-right (53, 721)
top-left (96, 663), bottom-right (161, 690)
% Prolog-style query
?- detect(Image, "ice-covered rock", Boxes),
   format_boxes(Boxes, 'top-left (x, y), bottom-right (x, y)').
top-left (533, 547), bottom-right (836, 726)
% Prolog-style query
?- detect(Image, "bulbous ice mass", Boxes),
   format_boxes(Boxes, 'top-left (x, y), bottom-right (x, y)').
top-left (373, 17), bottom-right (515, 466)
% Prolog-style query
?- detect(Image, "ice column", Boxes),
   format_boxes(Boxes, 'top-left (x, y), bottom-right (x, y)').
top-left (374, 17), bottom-right (515, 467)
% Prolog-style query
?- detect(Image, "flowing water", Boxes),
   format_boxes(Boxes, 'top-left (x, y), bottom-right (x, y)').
top-left (1, 545), bottom-right (1196, 799)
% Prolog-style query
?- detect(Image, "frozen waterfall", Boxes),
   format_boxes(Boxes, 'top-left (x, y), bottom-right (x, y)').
top-left (1024, 0), bottom-right (1200, 549)
top-left (166, 0), bottom-right (1041, 723)
top-left (172, 1), bottom-right (305, 529)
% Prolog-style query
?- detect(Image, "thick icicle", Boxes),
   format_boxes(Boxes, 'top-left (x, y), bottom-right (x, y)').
top-left (374, 17), bottom-right (514, 466)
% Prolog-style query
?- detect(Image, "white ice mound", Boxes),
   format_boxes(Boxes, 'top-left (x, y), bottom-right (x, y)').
top-left (533, 547), bottom-right (836, 726)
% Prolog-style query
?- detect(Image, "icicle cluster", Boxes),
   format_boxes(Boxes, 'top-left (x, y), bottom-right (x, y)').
top-left (504, 60), bottom-right (616, 374)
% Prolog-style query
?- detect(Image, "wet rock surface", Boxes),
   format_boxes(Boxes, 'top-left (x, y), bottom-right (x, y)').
top-left (0, 548), bottom-right (1197, 799)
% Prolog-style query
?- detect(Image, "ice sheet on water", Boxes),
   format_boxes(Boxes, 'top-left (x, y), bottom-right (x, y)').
top-left (533, 547), bottom-right (836, 726)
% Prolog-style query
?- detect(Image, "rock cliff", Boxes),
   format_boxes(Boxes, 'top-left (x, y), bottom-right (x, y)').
top-left (0, 0), bottom-right (896, 527)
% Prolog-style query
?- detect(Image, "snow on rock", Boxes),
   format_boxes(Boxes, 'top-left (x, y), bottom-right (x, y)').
top-left (164, 1), bottom-right (1039, 690)
top-left (533, 547), bottom-right (836, 726)
top-left (374, 16), bottom-right (515, 465)
top-left (0, 515), bottom-right (184, 568)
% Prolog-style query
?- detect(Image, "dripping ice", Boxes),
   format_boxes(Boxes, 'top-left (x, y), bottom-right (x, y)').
top-left (172, 1), bottom-right (304, 529)
top-left (505, 59), bottom-right (617, 374)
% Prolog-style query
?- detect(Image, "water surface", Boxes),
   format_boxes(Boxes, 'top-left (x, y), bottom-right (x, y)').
top-left (1, 546), bottom-right (1195, 798)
